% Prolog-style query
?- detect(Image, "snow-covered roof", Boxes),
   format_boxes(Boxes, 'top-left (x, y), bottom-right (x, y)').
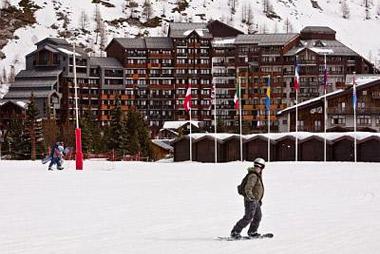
top-left (179, 132), bottom-right (380, 143)
top-left (57, 48), bottom-right (82, 57)
top-left (278, 76), bottom-right (380, 115)
top-left (163, 121), bottom-right (200, 130)
top-left (151, 140), bottom-right (173, 152)
top-left (277, 89), bottom-right (343, 115)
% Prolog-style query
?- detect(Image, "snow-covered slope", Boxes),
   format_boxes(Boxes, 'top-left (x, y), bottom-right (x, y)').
top-left (1, 0), bottom-right (380, 76)
top-left (1, 160), bottom-right (380, 253)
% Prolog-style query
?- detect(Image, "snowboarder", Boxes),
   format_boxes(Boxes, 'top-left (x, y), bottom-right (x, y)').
top-left (48, 142), bottom-right (65, 170)
top-left (230, 157), bottom-right (266, 239)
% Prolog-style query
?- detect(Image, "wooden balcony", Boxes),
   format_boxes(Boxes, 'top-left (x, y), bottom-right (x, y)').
top-left (126, 64), bottom-right (146, 68)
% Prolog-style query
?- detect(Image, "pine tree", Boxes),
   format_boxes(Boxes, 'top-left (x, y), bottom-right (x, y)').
top-left (80, 111), bottom-right (102, 154)
top-left (4, 119), bottom-right (29, 159)
top-left (26, 93), bottom-right (41, 160)
top-left (125, 108), bottom-right (140, 156)
top-left (107, 99), bottom-right (128, 159)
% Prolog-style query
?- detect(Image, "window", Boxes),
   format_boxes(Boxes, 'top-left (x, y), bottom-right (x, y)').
top-left (358, 115), bottom-right (371, 125)
top-left (314, 120), bottom-right (321, 131)
top-left (331, 116), bottom-right (346, 125)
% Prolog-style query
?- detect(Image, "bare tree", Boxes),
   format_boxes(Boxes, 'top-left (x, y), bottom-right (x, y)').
top-left (274, 22), bottom-right (279, 33)
top-left (94, 4), bottom-right (102, 44)
top-left (142, 0), bottom-right (153, 20)
top-left (341, 0), bottom-right (350, 19)
top-left (8, 65), bottom-right (15, 83)
top-left (2, 67), bottom-right (7, 84)
top-left (129, 0), bottom-right (139, 19)
top-left (99, 22), bottom-right (107, 56)
top-left (1, 0), bottom-right (11, 9)
top-left (247, 4), bottom-right (254, 26)
top-left (283, 17), bottom-right (293, 33)
top-left (79, 10), bottom-right (89, 31)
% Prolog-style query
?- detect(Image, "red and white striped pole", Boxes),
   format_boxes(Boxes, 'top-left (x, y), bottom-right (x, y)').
top-left (73, 43), bottom-right (83, 170)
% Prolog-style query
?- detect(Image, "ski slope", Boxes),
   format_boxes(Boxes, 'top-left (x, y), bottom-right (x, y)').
top-left (1, 160), bottom-right (380, 253)
top-left (1, 0), bottom-right (380, 75)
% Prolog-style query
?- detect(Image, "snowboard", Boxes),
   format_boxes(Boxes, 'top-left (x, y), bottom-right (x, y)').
top-left (216, 233), bottom-right (274, 241)
top-left (41, 156), bottom-right (51, 164)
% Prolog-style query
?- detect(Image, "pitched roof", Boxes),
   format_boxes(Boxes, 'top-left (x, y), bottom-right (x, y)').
top-left (16, 69), bottom-right (62, 79)
top-left (301, 26), bottom-right (336, 34)
top-left (35, 38), bottom-right (70, 46)
top-left (151, 139), bottom-right (173, 152)
top-left (89, 57), bottom-right (123, 68)
top-left (3, 90), bottom-right (58, 99)
top-left (284, 39), bottom-right (357, 56)
top-left (10, 79), bottom-right (58, 89)
top-left (235, 33), bottom-right (298, 46)
top-left (145, 37), bottom-right (173, 49)
top-left (113, 38), bottom-right (146, 48)
top-left (169, 22), bottom-right (212, 38)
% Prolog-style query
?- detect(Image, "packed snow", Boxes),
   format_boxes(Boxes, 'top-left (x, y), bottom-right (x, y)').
top-left (1, 160), bottom-right (380, 253)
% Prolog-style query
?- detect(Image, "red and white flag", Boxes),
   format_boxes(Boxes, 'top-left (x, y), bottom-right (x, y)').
top-left (294, 60), bottom-right (300, 91)
top-left (184, 84), bottom-right (192, 112)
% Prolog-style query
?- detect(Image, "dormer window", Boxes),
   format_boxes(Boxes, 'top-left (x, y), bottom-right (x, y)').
top-left (314, 40), bottom-right (325, 47)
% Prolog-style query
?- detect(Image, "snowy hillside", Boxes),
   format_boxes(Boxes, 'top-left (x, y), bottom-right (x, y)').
top-left (0, 0), bottom-right (380, 77)
top-left (1, 160), bottom-right (380, 253)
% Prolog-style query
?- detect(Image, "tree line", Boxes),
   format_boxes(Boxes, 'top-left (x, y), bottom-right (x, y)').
top-left (1, 95), bottom-right (152, 160)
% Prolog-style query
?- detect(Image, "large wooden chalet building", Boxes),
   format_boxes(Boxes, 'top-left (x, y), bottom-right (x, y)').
top-left (0, 20), bottom-right (377, 135)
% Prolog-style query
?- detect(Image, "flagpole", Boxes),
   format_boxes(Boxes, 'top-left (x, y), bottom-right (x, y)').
top-left (214, 83), bottom-right (217, 163)
top-left (294, 57), bottom-right (299, 162)
top-left (267, 75), bottom-right (271, 163)
top-left (239, 75), bottom-right (243, 162)
top-left (189, 98), bottom-right (192, 162)
top-left (324, 53), bottom-right (327, 162)
top-left (295, 88), bottom-right (298, 162)
top-left (353, 72), bottom-right (357, 163)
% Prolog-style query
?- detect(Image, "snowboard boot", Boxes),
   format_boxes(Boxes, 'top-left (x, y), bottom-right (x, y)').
top-left (230, 231), bottom-right (241, 239)
top-left (57, 167), bottom-right (64, 170)
top-left (247, 232), bottom-right (260, 238)
top-left (48, 167), bottom-right (53, 171)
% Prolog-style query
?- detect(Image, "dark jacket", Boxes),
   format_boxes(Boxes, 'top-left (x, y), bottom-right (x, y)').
top-left (244, 168), bottom-right (264, 202)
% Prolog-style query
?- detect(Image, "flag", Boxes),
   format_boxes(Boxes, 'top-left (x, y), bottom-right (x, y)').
top-left (234, 84), bottom-right (239, 109)
top-left (352, 76), bottom-right (357, 110)
top-left (184, 84), bottom-right (192, 112)
top-left (265, 76), bottom-right (271, 113)
top-left (294, 59), bottom-right (300, 91)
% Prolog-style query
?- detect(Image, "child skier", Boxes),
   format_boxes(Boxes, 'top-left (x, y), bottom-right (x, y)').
top-left (48, 142), bottom-right (65, 170)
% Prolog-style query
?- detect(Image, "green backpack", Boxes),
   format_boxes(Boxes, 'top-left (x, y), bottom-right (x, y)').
top-left (237, 172), bottom-right (254, 196)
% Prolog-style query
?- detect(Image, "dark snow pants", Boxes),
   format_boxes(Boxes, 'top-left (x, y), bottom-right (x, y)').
top-left (48, 157), bottom-right (62, 169)
top-left (231, 199), bottom-right (262, 234)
